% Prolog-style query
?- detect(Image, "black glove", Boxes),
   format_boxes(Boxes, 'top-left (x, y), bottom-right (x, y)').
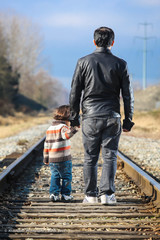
top-left (122, 119), bottom-right (134, 131)
top-left (70, 118), bottom-right (80, 127)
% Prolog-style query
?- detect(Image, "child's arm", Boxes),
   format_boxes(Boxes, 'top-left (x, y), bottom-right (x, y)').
top-left (61, 126), bottom-right (78, 140)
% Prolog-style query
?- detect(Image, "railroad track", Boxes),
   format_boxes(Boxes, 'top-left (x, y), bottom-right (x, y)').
top-left (0, 132), bottom-right (160, 240)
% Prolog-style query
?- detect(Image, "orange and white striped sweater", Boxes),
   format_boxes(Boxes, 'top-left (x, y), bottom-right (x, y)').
top-left (43, 120), bottom-right (78, 163)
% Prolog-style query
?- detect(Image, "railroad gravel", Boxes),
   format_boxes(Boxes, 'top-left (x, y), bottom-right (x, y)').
top-left (0, 123), bottom-right (159, 182)
top-left (119, 134), bottom-right (160, 182)
top-left (1, 129), bottom-right (159, 239)
top-left (0, 123), bottom-right (50, 159)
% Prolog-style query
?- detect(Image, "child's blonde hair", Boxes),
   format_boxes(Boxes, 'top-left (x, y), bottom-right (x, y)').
top-left (53, 105), bottom-right (70, 121)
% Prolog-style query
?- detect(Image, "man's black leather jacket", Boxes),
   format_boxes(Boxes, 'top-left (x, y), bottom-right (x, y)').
top-left (69, 47), bottom-right (134, 129)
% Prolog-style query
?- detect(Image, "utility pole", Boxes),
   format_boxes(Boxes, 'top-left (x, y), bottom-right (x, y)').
top-left (142, 23), bottom-right (148, 90)
top-left (136, 22), bottom-right (154, 90)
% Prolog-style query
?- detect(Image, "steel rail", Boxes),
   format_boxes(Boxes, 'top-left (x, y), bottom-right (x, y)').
top-left (0, 136), bottom-right (160, 239)
top-left (0, 136), bottom-right (160, 212)
top-left (118, 151), bottom-right (160, 211)
top-left (0, 136), bottom-right (45, 194)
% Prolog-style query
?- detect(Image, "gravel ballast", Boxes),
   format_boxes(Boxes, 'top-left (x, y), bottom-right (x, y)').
top-left (0, 124), bottom-right (159, 182)
top-left (0, 123), bottom-right (49, 159)
top-left (119, 134), bottom-right (160, 182)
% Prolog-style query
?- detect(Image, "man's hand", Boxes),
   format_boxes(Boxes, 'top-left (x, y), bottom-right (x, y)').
top-left (123, 129), bottom-right (129, 132)
top-left (122, 119), bottom-right (134, 132)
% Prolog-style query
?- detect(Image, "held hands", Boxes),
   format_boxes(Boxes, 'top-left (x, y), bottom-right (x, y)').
top-left (70, 118), bottom-right (80, 127)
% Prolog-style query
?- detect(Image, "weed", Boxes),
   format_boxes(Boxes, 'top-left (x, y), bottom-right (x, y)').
top-left (17, 139), bottom-right (29, 146)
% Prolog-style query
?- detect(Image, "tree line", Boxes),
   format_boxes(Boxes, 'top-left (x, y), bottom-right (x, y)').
top-left (0, 12), bottom-right (66, 114)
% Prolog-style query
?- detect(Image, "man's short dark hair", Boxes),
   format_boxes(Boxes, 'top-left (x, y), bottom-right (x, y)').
top-left (94, 27), bottom-right (115, 48)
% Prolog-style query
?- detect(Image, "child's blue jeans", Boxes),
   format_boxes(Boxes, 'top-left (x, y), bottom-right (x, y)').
top-left (49, 160), bottom-right (72, 196)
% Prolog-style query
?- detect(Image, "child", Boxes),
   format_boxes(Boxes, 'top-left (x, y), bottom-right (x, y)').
top-left (43, 105), bottom-right (78, 202)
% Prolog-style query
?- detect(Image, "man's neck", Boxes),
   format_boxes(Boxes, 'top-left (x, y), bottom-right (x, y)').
top-left (96, 46), bottom-right (112, 50)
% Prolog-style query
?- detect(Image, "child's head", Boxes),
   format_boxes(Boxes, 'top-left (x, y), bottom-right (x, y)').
top-left (53, 105), bottom-right (70, 121)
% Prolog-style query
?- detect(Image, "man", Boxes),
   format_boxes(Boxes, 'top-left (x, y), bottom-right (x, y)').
top-left (69, 26), bottom-right (134, 205)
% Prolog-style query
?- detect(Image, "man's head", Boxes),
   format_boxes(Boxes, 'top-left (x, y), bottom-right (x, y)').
top-left (94, 27), bottom-right (115, 48)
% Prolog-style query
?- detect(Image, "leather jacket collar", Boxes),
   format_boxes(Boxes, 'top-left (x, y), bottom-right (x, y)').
top-left (94, 47), bottom-right (112, 54)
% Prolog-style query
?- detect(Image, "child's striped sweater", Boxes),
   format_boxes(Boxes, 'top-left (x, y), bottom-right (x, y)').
top-left (43, 120), bottom-right (78, 164)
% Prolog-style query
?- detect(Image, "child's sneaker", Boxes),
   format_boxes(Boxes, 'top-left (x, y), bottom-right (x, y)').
top-left (100, 193), bottom-right (117, 205)
top-left (61, 194), bottom-right (73, 202)
top-left (50, 194), bottom-right (60, 202)
top-left (83, 196), bottom-right (98, 203)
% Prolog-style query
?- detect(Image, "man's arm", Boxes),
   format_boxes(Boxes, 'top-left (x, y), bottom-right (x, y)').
top-left (121, 62), bottom-right (134, 132)
top-left (69, 60), bottom-right (84, 127)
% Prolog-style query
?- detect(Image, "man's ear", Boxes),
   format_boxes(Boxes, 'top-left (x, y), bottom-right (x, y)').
top-left (93, 39), bottom-right (96, 46)
top-left (111, 40), bottom-right (114, 46)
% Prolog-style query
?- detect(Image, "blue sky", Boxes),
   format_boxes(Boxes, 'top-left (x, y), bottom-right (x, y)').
top-left (0, 0), bottom-right (160, 90)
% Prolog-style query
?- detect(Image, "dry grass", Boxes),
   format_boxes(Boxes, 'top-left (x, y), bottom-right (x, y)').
top-left (0, 109), bottom-right (160, 140)
top-left (0, 111), bottom-right (51, 139)
top-left (134, 85), bottom-right (160, 111)
top-left (122, 110), bottom-right (160, 139)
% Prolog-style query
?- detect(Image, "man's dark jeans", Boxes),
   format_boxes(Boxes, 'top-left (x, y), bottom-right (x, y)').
top-left (82, 117), bottom-right (121, 197)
